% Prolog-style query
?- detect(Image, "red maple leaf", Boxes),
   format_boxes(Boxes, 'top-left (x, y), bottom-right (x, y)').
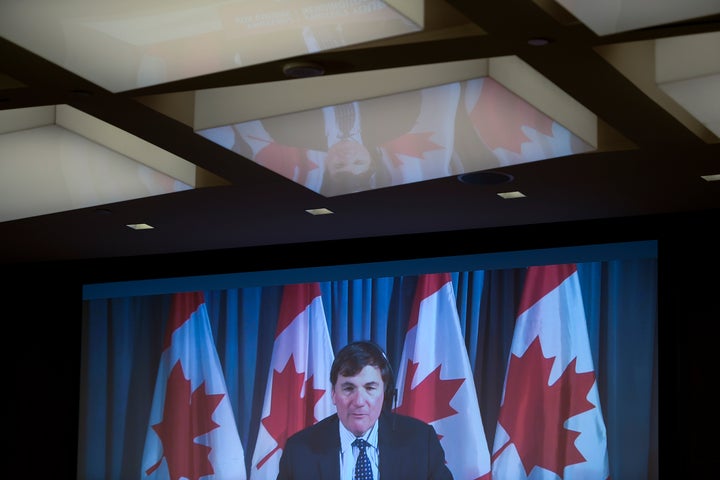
top-left (496, 336), bottom-right (596, 477)
top-left (393, 360), bottom-right (464, 425)
top-left (256, 354), bottom-right (326, 469)
top-left (145, 361), bottom-right (224, 480)
top-left (380, 131), bottom-right (443, 167)
top-left (253, 141), bottom-right (320, 183)
top-left (468, 77), bottom-right (554, 153)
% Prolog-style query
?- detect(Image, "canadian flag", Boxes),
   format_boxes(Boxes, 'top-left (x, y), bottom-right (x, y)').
top-left (142, 291), bottom-right (247, 480)
top-left (463, 77), bottom-right (591, 166)
top-left (394, 273), bottom-right (492, 480)
top-left (249, 283), bottom-right (336, 480)
top-left (491, 264), bottom-right (610, 479)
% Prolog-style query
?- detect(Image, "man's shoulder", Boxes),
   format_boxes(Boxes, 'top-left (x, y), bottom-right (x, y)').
top-left (287, 413), bottom-right (338, 443)
top-left (383, 411), bottom-right (435, 433)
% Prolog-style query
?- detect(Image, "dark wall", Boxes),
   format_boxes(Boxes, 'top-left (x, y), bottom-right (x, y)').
top-left (9, 263), bottom-right (83, 478)
top-left (7, 209), bottom-right (717, 478)
top-left (659, 214), bottom-right (716, 476)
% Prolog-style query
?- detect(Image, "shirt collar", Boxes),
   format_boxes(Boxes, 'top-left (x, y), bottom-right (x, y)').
top-left (338, 419), bottom-right (379, 453)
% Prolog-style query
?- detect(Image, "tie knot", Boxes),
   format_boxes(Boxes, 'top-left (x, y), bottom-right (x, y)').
top-left (353, 438), bottom-right (368, 451)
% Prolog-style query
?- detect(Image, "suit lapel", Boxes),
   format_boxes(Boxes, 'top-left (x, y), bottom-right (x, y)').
top-left (377, 413), bottom-right (400, 479)
top-left (315, 414), bottom-right (342, 480)
top-left (319, 455), bottom-right (339, 480)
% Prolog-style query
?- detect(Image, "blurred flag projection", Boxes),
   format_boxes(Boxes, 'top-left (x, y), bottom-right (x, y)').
top-left (198, 76), bottom-right (595, 197)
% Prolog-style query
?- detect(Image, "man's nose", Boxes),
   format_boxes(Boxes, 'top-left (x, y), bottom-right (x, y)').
top-left (352, 389), bottom-right (369, 404)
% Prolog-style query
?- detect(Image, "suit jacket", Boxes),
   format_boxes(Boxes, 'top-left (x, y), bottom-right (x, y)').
top-left (276, 411), bottom-right (453, 480)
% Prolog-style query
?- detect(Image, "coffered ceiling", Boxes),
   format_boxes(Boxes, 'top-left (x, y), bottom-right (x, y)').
top-left (1, 0), bottom-right (718, 265)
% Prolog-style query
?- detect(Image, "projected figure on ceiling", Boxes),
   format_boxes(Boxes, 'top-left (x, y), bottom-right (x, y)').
top-left (201, 82), bottom-right (463, 197)
top-left (320, 82), bottom-right (464, 195)
top-left (198, 77), bottom-right (594, 197)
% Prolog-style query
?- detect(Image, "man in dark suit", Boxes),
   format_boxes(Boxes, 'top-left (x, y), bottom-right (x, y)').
top-left (276, 341), bottom-right (453, 480)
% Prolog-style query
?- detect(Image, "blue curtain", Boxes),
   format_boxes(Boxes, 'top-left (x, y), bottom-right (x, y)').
top-left (78, 259), bottom-right (658, 479)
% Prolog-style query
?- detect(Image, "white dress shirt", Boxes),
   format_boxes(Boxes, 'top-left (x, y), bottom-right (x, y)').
top-left (338, 421), bottom-right (379, 480)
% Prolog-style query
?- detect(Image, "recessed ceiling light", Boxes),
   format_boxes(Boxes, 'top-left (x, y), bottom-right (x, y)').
top-left (283, 61), bottom-right (325, 78)
top-left (126, 223), bottom-right (154, 230)
top-left (701, 174), bottom-right (720, 182)
top-left (458, 171), bottom-right (513, 185)
top-left (306, 208), bottom-right (334, 215)
top-left (528, 37), bottom-right (551, 46)
top-left (497, 191), bottom-right (526, 199)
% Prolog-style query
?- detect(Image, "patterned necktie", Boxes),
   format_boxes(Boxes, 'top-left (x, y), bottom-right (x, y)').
top-left (334, 103), bottom-right (356, 141)
top-left (352, 438), bottom-right (373, 480)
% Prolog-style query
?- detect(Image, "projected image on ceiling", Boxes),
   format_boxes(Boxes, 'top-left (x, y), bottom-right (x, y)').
top-left (198, 77), bottom-right (596, 197)
top-left (0, 0), bottom-right (421, 92)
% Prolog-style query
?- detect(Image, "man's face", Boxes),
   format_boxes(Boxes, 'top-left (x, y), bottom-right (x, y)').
top-left (326, 139), bottom-right (372, 177)
top-left (331, 364), bottom-right (385, 437)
